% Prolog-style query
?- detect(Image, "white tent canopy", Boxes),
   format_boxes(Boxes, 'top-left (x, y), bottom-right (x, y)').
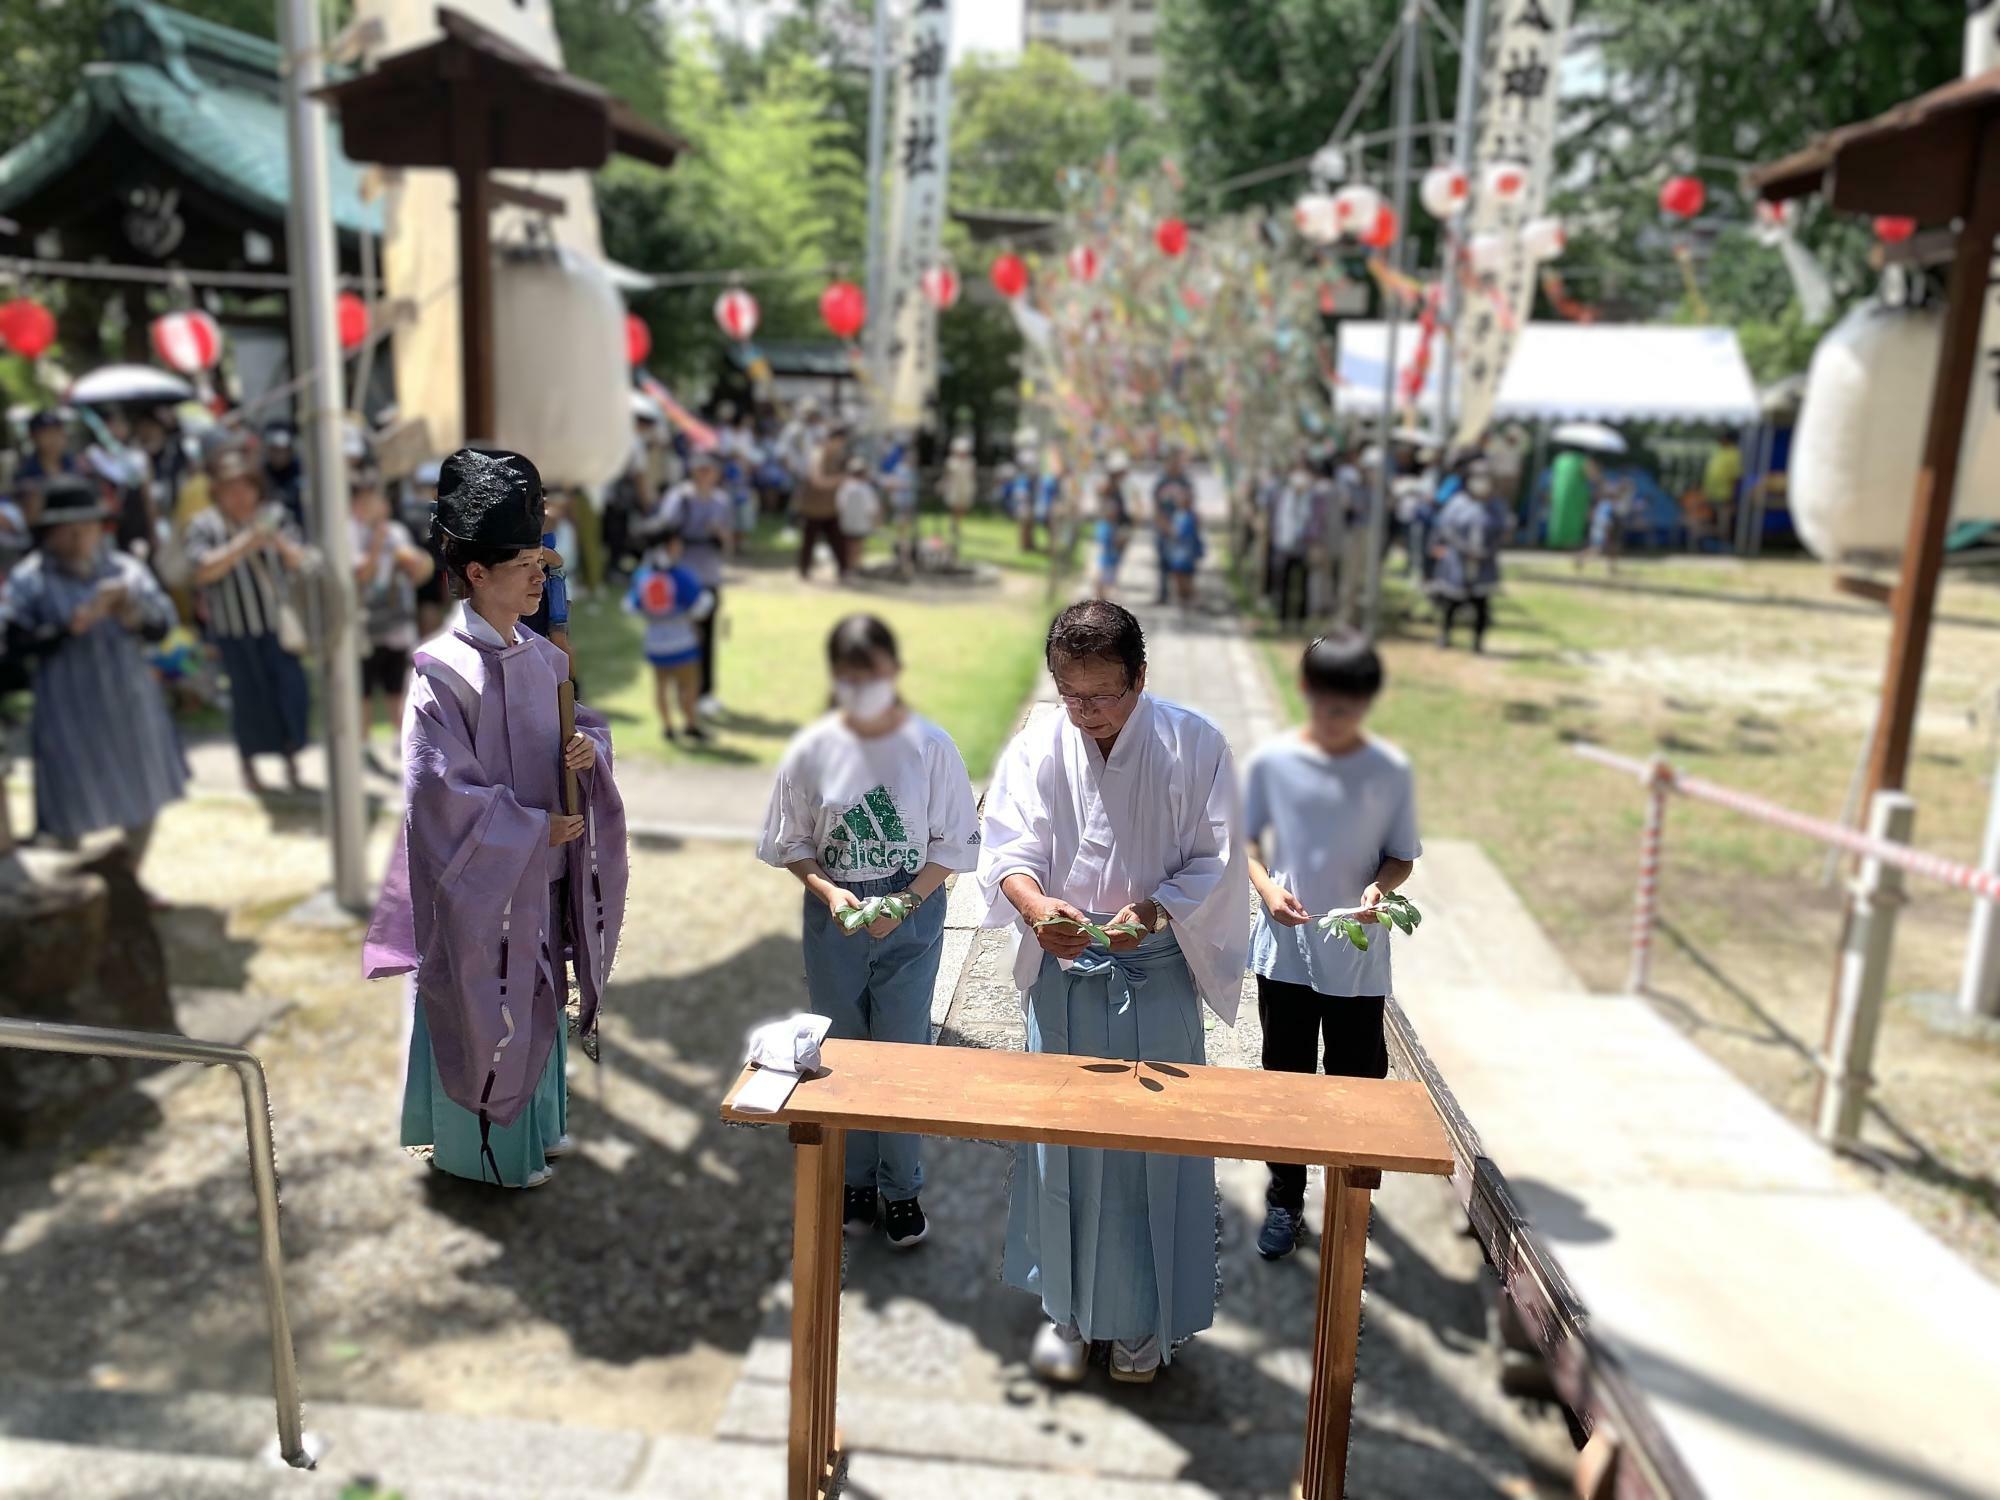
top-left (1335, 322), bottom-right (1760, 428)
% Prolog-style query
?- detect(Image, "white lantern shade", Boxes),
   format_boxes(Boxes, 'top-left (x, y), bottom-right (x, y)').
top-left (1419, 165), bottom-right (1469, 220)
top-left (1310, 143), bottom-right (1348, 185)
top-left (1792, 302), bottom-right (2000, 562)
top-left (151, 310), bottom-right (223, 374)
top-left (1484, 161), bottom-right (1530, 204)
top-left (491, 248), bottom-right (633, 489)
top-left (714, 289), bottom-right (760, 341)
top-left (1522, 215), bottom-right (1566, 261)
top-left (1467, 232), bottom-right (1509, 276)
top-left (1333, 184), bottom-right (1385, 238)
top-left (1293, 192), bottom-right (1342, 246)
top-left (921, 265), bottom-right (962, 309)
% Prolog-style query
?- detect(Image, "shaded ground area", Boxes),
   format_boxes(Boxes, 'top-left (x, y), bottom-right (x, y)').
top-left (1260, 551), bottom-right (2000, 1282)
top-left (0, 799), bottom-right (809, 1436)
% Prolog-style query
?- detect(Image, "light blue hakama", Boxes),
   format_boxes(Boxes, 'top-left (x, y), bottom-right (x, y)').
top-left (402, 992), bottom-right (568, 1188)
top-left (1003, 926), bottom-right (1217, 1357)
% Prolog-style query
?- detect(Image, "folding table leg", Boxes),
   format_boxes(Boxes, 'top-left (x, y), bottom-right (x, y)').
top-left (787, 1123), bottom-right (846, 1499)
top-left (1299, 1166), bottom-right (1378, 1500)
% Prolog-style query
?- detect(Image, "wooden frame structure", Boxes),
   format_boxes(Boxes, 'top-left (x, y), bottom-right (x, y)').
top-left (721, 1038), bottom-right (1453, 1499)
top-left (317, 7), bottom-right (682, 443)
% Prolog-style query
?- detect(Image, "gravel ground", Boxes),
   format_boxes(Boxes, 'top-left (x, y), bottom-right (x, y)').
top-left (0, 794), bottom-right (811, 1436)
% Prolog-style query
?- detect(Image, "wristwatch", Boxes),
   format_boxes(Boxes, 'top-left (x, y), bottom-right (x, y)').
top-left (1145, 897), bottom-right (1171, 933)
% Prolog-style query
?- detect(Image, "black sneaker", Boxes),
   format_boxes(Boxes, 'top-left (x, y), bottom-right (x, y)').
top-left (844, 1186), bottom-right (877, 1234)
top-left (1258, 1204), bottom-right (1302, 1260)
top-left (882, 1195), bottom-right (928, 1250)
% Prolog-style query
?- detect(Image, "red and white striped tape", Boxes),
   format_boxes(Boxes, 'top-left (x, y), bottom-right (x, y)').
top-left (1574, 743), bottom-right (2000, 902)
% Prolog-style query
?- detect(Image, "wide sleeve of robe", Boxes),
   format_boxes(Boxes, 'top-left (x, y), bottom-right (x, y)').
top-left (975, 716), bottom-right (1056, 927)
top-left (1151, 719), bottom-right (1250, 1026)
top-left (361, 668), bottom-right (557, 1127)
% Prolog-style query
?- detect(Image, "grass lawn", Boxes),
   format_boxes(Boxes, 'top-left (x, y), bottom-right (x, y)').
top-left (1258, 552), bottom-right (2000, 1280)
top-left (566, 562), bottom-right (1051, 777)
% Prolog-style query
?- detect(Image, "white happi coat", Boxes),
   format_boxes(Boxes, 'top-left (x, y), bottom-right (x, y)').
top-left (977, 694), bottom-right (1250, 1023)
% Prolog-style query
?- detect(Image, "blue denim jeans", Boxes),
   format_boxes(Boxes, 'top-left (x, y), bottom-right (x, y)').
top-left (800, 871), bottom-right (945, 1201)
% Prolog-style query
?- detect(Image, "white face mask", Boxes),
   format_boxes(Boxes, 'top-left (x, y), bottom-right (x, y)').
top-left (1467, 476), bottom-right (1493, 499)
top-left (835, 677), bottom-right (898, 720)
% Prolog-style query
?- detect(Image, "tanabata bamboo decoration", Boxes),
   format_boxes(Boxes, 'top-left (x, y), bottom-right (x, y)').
top-left (1033, 914), bottom-right (1148, 947)
top-left (1316, 892), bottom-right (1422, 952)
top-left (837, 894), bottom-right (916, 934)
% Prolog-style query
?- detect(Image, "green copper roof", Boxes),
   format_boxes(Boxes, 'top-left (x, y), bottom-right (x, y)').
top-left (0, 0), bottom-right (381, 237)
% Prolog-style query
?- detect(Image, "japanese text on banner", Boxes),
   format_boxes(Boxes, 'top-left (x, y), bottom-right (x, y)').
top-left (876, 0), bottom-right (956, 433)
top-left (1453, 0), bottom-right (1570, 450)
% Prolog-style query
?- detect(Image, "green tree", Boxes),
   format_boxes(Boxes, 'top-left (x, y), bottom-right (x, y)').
top-left (552, 0), bottom-right (670, 126)
top-left (602, 26), bottom-right (865, 384)
top-left (1158, 0), bottom-right (1424, 207)
top-left (1555, 0), bottom-right (1961, 374)
top-left (952, 45), bottom-right (1162, 213)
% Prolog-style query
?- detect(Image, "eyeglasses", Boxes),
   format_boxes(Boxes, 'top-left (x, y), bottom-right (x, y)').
top-left (1056, 685), bottom-right (1133, 712)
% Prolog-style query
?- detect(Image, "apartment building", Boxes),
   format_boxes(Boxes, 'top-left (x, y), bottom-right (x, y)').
top-left (1022, 0), bottom-right (1164, 102)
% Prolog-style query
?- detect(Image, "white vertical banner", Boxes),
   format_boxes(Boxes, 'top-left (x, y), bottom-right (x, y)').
top-left (1452, 0), bottom-right (1571, 450)
top-left (875, 0), bottom-right (955, 433)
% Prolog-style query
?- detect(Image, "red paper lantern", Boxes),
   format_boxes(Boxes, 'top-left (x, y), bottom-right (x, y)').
top-left (625, 313), bottom-right (653, 367)
top-left (335, 292), bottom-right (369, 352)
top-left (714, 289), bottom-right (760, 341)
top-left (0, 299), bottom-right (57, 359)
top-left (1066, 244), bottom-right (1099, 283)
top-left (150, 309), bottom-right (222, 373)
top-left (820, 280), bottom-right (866, 340)
top-left (921, 265), bottom-right (961, 309)
top-left (1873, 216), bottom-right (1917, 245)
top-left (1659, 175), bottom-right (1706, 219)
top-left (990, 252), bottom-right (1029, 299)
top-left (1155, 217), bottom-right (1189, 258)
top-left (1361, 204), bottom-right (1399, 251)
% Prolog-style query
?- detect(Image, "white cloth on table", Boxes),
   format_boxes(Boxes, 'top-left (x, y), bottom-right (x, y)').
top-left (976, 695), bottom-right (1249, 1024)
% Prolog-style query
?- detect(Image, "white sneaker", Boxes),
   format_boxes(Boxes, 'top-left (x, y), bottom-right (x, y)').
top-left (522, 1165), bottom-right (556, 1190)
top-left (697, 694), bottom-right (723, 718)
top-left (1029, 1320), bottom-right (1087, 1385)
top-left (1110, 1336), bottom-right (1160, 1384)
top-left (544, 1134), bottom-right (576, 1160)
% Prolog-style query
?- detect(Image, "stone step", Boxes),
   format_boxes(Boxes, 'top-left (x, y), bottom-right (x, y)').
top-left (0, 1433), bottom-right (1217, 1500)
top-left (0, 1381), bottom-right (1218, 1500)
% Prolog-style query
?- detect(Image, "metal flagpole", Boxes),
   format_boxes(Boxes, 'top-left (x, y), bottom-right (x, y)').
top-left (861, 0), bottom-right (893, 434)
top-left (279, 0), bottom-right (368, 911)
top-left (1365, 0), bottom-right (1421, 636)
top-left (1436, 0), bottom-right (1488, 446)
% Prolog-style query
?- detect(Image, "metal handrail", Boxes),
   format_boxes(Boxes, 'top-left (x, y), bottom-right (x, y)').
top-left (1386, 999), bottom-right (1703, 1500)
top-left (0, 1018), bottom-right (312, 1469)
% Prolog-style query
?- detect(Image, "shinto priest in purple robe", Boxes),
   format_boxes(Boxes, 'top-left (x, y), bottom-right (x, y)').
top-left (362, 447), bottom-right (628, 1188)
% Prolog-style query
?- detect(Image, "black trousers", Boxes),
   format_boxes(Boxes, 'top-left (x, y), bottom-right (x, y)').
top-left (1257, 977), bottom-right (1387, 1213)
top-left (696, 585), bottom-right (720, 699)
top-left (1272, 552), bottom-right (1309, 626)
top-left (1439, 595), bottom-right (1491, 649)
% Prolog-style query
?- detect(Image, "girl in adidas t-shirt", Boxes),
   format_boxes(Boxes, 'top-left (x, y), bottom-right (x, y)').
top-left (757, 614), bottom-right (980, 1249)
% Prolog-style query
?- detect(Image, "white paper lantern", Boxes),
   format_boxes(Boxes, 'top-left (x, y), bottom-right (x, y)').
top-left (1484, 161), bottom-right (1529, 204)
top-left (1791, 302), bottom-right (2000, 561)
top-left (1310, 143), bottom-right (1348, 185)
top-left (491, 247), bottom-right (633, 489)
top-left (1419, 165), bottom-right (1469, 220)
top-left (1467, 232), bottom-right (1509, 276)
top-left (1293, 192), bottom-right (1342, 246)
top-left (713, 288), bottom-right (760, 341)
top-left (1522, 215), bottom-right (1567, 261)
top-left (1333, 184), bottom-right (1385, 238)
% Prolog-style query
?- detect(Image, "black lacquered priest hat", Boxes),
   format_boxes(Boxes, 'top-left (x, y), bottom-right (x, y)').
top-left (434, 446), bottom-right (545, 550)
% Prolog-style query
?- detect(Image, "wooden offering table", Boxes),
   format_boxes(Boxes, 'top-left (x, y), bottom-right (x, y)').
top-left (721, 1038), bottom-right (1453, 1500)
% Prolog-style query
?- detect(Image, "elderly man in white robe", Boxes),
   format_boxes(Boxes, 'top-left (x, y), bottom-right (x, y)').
top-left (978, 599), bottom-right (1248, 1386)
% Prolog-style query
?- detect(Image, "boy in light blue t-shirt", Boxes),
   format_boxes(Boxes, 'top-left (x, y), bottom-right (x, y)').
top-left (1243, 633), bottom-right (1421, 1261)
